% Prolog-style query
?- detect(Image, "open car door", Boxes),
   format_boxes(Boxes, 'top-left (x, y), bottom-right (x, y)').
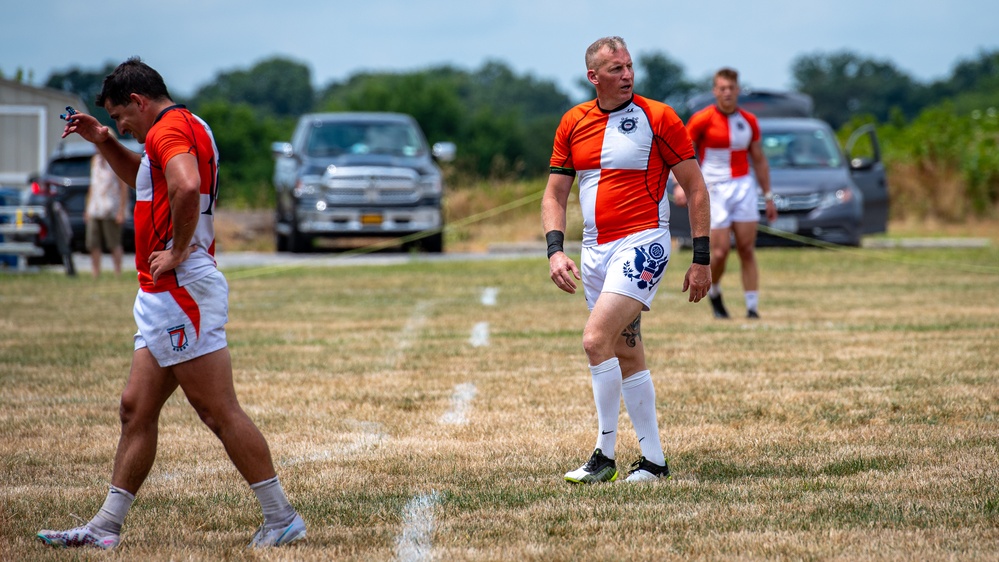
top-left (845, 124), bottom-right (890, 234)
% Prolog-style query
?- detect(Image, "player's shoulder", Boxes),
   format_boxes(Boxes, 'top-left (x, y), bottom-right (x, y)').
top-left (689, 104), bottom-right (717, 122)
top-left (736, 107), bottom-right (760, 123)
top-left (633, 95), bottom-right (684, 125)
top-left (632, 94), bottom-right (671, 111)
top-left (562, 99), bottom-right (599, 119)
top-left (149, 107), bottom-right (190, 136)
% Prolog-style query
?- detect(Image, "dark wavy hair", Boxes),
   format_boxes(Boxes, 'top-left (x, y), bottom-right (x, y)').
top-left (96, 57), bottom-right (172, 107)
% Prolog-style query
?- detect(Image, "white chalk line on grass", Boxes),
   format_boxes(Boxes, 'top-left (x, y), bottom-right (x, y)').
top-left (279, 420), bottom-right (387, 467)
top-left (385, 300), bottom-right (432, 369)
top-left (470, 287), bottom-right (497, 347)
top-left (469, 321), bottom-right (489, 347)
top-left (480, 287), bottom-right (498, 306)
top-left (148, 420), bottom-right (387, 482)
top-left (394, 491), bottom-right (442, 562)
top-left (438, 382), bottom-right (478, 425)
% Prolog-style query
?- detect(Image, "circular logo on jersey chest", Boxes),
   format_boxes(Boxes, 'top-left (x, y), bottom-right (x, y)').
top-left (618, 117), bottom-right (639, 134)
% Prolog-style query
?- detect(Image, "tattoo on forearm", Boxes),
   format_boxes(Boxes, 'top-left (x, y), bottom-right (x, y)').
top-left (621, 314), bottom-right (642, 348)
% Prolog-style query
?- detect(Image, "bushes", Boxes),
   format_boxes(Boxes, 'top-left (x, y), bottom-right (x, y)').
top-left (840, 104), bottom-right (999, 221)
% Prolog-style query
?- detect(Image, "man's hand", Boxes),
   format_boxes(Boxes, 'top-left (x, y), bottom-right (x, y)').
top-left (149, 245), bottom-right (196, 283)
top-left (549, 252), bottom-right (581, 294)
top-left (682, 263), bottom-right (711, 302)
top-left (764, 199), bottom-right (778, 223)
top-left (61, 111), bottom-right (112, 144)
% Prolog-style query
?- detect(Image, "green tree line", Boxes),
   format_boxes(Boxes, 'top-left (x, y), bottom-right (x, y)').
top-left (39, 49), bottom-right (999, 218)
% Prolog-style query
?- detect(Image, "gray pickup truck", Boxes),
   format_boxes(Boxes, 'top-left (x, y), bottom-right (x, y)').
top-left (271, 112), bottom-right (455, 252)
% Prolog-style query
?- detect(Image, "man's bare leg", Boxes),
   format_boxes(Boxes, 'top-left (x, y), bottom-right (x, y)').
top-left (111, 347), bottom-right (179, 493)
top-left (171, 347), bottom-right (276, 484)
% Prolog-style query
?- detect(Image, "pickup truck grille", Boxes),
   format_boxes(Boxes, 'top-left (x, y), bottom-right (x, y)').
top-left (321, 168), bottom-right (421, 205)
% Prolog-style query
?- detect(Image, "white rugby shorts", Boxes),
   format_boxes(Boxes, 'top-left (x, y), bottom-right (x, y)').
top-left (581, 228), bottom-right (672, 312)
top-left (133, 270), bottom-right (229, 367)
top-left (708, 175), bottom-right (760, 229)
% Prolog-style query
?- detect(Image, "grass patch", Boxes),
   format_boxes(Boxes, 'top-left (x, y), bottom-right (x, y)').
top-left (2, 245), bottom-right (998, 560)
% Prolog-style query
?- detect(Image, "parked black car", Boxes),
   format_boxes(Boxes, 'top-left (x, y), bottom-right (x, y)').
top-left (669, 91), bottom-right (889, 247)
top-left (27, 140), bottom-right (142, 262)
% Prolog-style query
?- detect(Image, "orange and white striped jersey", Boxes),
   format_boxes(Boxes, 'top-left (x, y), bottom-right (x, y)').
top-left (134, 105), bottom-right (219, 293)
top-left (550, 95), bottom-right (694, 247)
top-left (686, 104), bottom-right (760, 184)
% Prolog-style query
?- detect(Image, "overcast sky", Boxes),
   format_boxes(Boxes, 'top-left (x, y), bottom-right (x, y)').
top-left (3, 0), bottom-right (997, 102)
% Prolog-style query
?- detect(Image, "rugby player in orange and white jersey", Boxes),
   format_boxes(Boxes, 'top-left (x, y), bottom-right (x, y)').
top-left (677, 67), bottom-right (777, 319)
top-left (542, 36), bottom-right (712, 484)
top-left (132, 104), bottom-right (219, 294)
top-left (38, 58), bottom-right (305, 550)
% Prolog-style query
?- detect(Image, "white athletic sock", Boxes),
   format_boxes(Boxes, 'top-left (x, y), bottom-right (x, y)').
top-left (709, 283), bottom-right (722, 298)
top-left (250, 476), bottom-right (297, 528)
top-left (590, 357), bottom-right (622, 459)
top-left (89, 485), bottom-right (135, 535)
top-left (621, 370), bottom-right (666, 466)
top-left (745, 291), bottom-right (759, 312)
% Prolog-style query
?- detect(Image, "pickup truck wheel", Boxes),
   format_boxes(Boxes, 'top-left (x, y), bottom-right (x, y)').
top-left (288, 226), bottom-right (312, 253)
top-left (275, 231), bottom-right (289, 252)
top-left (419, 232), bottom-right (444, 253)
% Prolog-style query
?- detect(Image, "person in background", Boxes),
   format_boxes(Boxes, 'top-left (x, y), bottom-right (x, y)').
top-left (675, 67), bottom-right (777, 319)
top-left (85, 148), bottom-right (128, 277)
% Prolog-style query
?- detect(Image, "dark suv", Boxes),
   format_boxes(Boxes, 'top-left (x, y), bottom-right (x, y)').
top-left (669, 91), bottom-right (888, 247)
top-left (27, 140), bottom-right (142, 262)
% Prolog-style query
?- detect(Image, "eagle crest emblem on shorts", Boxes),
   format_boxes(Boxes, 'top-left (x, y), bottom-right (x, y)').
top-left (623, 243), bottom-right (668, 290)
top-left (618, 116), bottom-right (639, 134)
top-left (168, 324), bottom-right (189, 352)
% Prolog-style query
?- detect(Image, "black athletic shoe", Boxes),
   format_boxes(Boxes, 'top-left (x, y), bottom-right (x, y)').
top-left (747, 309), bottom-right (760, 319)
top-left (564, 448), bottom-right (618, 483)
top-left (710, 294), bottom-right (730, 319)
top-left (625, 457), bottom-right (671, 482)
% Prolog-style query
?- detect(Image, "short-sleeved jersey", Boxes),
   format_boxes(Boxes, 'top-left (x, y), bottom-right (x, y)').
top-left (686, 104), bottom-right (760, 184)
top-left (550, 95), bottom-right (694, 247)
top-left (134, 105), bottom-right (219, 293)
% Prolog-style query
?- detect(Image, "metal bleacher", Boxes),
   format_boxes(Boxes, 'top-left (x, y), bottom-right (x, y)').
top-left (0, 204), bottom-right (45, 272)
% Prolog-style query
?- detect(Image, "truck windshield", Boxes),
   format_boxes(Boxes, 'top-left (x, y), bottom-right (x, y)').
top-left (762, 129), bottom-right (842, 169)
top-left (306, 121), bottom-right (425, 158)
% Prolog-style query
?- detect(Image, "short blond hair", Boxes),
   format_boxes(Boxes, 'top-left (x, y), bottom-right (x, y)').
top-left (585, 36), bottom-right (628, 72)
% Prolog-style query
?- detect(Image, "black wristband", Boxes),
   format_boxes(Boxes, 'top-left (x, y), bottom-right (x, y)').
top-left (692, 236), bottom-right (710, 266)
top-left (546, 230), bottom-right (565, 258)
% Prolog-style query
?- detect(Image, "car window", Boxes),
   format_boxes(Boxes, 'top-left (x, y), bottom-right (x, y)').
top-left (306, 121), bottom-right (424, 157)
top-left (762, 130), bottom-right (841, 169)
top-left (47, 156), bottom-right (92, 178)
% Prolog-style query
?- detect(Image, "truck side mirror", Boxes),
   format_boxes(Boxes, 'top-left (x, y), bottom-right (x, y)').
top-left (432, 142), bottom-right (456, 163)
top-left (271, 142), bottom-right (294, 158)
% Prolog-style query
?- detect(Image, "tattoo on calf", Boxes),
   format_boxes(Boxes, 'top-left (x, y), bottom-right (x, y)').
top-left (621, 314), bottom-right (642, 348)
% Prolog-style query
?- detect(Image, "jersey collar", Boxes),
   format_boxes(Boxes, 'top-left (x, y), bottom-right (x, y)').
top-left (153, 104), bottom-right (187, 125)
top-left (598, 95), bottom-right (634, 114)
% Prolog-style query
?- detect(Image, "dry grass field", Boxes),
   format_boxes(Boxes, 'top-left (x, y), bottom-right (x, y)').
top-left (2, 228), bottom-right (998, 560)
